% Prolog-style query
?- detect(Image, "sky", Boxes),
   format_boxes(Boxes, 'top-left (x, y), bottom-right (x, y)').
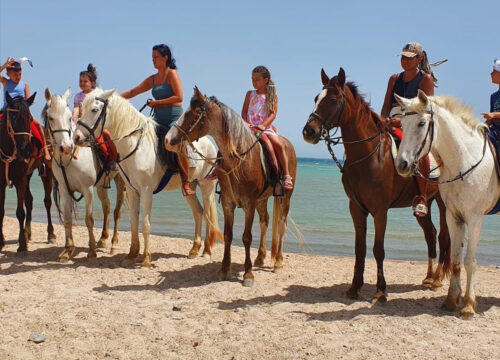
top-left (1, 0), bottom-right (499, 158)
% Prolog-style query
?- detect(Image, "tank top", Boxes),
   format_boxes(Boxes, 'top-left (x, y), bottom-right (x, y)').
top-left (151, 74), bottom-right (182, 129)
top-left (390, 71), bottom-right (423, 106)
top-left (2, 79), bottom-right (25, 111)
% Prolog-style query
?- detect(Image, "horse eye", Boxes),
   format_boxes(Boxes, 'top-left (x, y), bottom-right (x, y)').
top-left (48, 116), bottom-right (53, 121)
top-left (418, 121), bottom-right (426, 127)
top-left (91, 108), bottom-right (98, 113)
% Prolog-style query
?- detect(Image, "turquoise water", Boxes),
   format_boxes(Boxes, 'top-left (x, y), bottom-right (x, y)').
top-left (3, 158), bottom-right (499, 265)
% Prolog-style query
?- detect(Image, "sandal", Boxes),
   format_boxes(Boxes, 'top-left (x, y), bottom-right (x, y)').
top-left (182, 181), bottom-right (195, 196)
top-left (412, 196), bottom-right (428, 217)
top-left (283, 175), bottom-right (294, 191)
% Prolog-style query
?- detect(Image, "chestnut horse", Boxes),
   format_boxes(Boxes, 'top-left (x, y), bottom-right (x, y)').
top-left (165, 87), bottom-right (297, 287)
top-left (0, 93), bottom-right (52, 253)
top-left (302, 68), bottom-right (450, 303)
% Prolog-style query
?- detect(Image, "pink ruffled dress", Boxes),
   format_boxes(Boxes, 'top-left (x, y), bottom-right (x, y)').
top-left (247, 90), bottom-right (278, 136)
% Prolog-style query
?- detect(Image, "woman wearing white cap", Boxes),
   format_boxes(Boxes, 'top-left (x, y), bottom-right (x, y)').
top-left (381, 42), bottom-right (441, 217)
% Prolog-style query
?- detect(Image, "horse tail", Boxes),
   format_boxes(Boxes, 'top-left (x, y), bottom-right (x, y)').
top-left (271, 196), bottom-right (282, 263)
top-left (207, 193), bottom-right (223, 247)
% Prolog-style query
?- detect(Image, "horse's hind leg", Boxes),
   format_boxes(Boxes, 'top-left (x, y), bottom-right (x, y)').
top-left (220, 201), bottom-right (236, 281)
top-left (84, 188), bottom-right (97, 259)
top-left (199, 180), bottom-right (221, 258)
top-left (0, 186), bottom-right (6, 251)
top-left (24, 174), bottom-right (34, 243)
top-left (241, 205), bottom-right (256, 287)
top-left (122, 188), bottom-right (140, 267)
top-left (184, 189), bottom-right (203, 259)
top-left (254, 199), bottom-right (269, 267)
top-left (372, 211), bottom-right (388, 304)
top-left (415, 203), bottom-right (439, 287)
top-left (461, 216), bottom-right (482, 319)
top-left (96, 185), bottom-right (111, 250)
top-left (15, 180), bottom-right (28, 254)
top-left (42, 169), bottom-right (56, 243)
top-left (110, 176), bottom-right (125, 255)
top-left (434, 194), bottom-right (450, 288)
top-left (272, 196), bottom-right (291, 272)
top-left (58, 191), bottom-right (75, 262)
top-left (346, 201), bottom-right (368, 299)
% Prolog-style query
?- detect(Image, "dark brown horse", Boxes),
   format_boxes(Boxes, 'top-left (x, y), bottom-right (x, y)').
top-left (165, 87), bottom-right (297, 287)
top-left (0, 93), bottom-right (55, 254)
top-left (302, 68), bottom-right (450, 303)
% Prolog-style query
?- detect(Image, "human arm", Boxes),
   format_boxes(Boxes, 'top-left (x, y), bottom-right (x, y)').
top-left (148, 70), bottom-right (183, 107)
top-left (419, 73), bottom-right (434, 96)
top-left (241, 91), bottom-right (251, 122)
top-left (24, 83), bottom-right (30, 98)
top-left (482, 112), bottom-right (500, 124)
top-left (0, 57), bottom-right (15, 87)
top-left (120, 75), bottom-right (153, 99)
top-left (72, 104), bottom-right (81, 120)
top-left (381, 74), bottom-right (397, 118)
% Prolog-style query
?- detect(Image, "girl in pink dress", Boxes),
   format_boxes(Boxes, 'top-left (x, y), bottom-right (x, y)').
top-left (241, 66), bottom-right (293, 190)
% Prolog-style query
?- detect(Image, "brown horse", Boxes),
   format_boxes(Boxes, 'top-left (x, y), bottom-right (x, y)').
top-left (165, 87), bottom-right (297, 287)
top-left (302, 68), bottom-right (450, 303)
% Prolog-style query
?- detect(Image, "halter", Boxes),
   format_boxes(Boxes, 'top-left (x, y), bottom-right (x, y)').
top-left (172, 97), bottom-right (210, 143)
top-left (406, 107), bottom-right (490, 184)
top-left (76, 96), bottom-right (108, 141)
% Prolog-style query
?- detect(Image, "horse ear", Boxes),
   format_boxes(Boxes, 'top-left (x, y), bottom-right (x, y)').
top-left (394, 93), bottom-right (410, 109)
top-left (45, 88), bottom-right (52, 103)
top-left (417, 89), bottom-right (429, 106)
top-left (337, 67), bottom-right (346, 87)
top-left (194, 86), bottom-right (206, 103)
top-left (27, 92), bottom-right (36, 106)
top-left (62, 87), bottom-right (71, 103)
top-left (321, 68), bottom-right (329, 86)
top-left (101, 88), bottom-right (116, 100)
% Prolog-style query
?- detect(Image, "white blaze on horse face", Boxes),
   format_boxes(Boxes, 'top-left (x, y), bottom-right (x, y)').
top-left (313, 89), bottom-right (327, 113)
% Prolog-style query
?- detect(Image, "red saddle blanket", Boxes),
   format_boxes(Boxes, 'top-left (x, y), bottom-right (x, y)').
top-left (96, 130), bottom-right (118, 166)
top-left (30, 122), bottom-right (44, 159)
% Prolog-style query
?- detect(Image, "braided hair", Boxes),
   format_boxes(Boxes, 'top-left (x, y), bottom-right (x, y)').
top-left (252, 65), bottom-right (276, 114)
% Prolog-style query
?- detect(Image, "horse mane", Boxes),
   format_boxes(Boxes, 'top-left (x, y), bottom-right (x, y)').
top-left (83, 88), bottom-right (157, 142)
top-left (345, 81), bottom-right (383, 125)
top-left (430, 96), bottom-right (486, 132)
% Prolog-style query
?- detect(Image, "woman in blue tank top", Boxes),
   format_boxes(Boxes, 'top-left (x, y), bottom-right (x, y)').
top-left (121, 44), bottom-right (194, 196)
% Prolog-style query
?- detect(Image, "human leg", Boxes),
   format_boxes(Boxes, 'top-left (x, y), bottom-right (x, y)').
top-left (413, 156), bottom-right (430, 217)
top-left (178, 146), bottom-right (195, 196)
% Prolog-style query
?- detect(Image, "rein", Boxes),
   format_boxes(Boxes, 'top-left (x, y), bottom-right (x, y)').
top-left (408, 108), bottom-right (490, 184)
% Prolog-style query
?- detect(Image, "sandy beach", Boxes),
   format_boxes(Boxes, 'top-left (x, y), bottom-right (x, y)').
top-left (0, 216), bottom-right (499, 360)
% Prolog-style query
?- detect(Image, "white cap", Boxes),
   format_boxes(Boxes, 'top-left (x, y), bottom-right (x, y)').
top-left (494, 59), bottom-right (500, 72)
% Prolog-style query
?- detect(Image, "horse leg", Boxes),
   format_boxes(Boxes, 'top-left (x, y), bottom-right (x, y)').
top-left (184, 189), bottom-right (203, 259)
top-left (110, 176), bottom-right (125, 255)
top-left (415, 202), bottom-right (438, 287)
top-left (0, 186), bottom-right (6, 250)
top-left (372, 211), bottom-right (388, 304)
top-left (242, 205), bottom-right (256, 287)
top-left (273, 196), bottom-right (291, 272)
top-left (15, 180), bottom-right (27, 254)
top-left (346, 200), bottom-right (368, 299)
top-left (442, 212), bottom-right (465, 312)
top-left (96, 185), bottom-right (110, 249)
top-left (254, 199), bottom-right (269, 267)
top-left (140, 191), bottom-right (153, 268)
top-left (122, 188), bottom-right (140, 267)
top-left (57, 191), bottom-right (75, 262)
top-left (219, 201), bottom-right (236, 281)
top-left (460, 216), bottom-right (483, 319)
top-left (24, 174), bottom-right (33, 243)
top-left (199, 180), bottom-right (221, 258)
top-left (42, 169), bottom-right (56, 243)
top-left (84, 188), bottom-right (97, 259)
top-left (434, 194), bottom-right (451, 288)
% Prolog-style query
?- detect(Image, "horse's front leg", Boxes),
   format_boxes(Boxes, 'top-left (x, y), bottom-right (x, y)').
top-left (84, 187), bottom-right (97, 259)
top-left (346, 200), bottom-right (368, 299)
top-left (57, 189), bottom-right (75, 262)
top-left (219, 200), bottom-right (236, 281)
top-left (122, 187), bottom-right (140, 267)
top-left (372, 211), bottom-right (388, 304)
top-left (42, 169), bottom-right (56, 243)
top-left (0, 185), bottom-right (6, 250)
top-left (96, 185), bottom-right (111, 250)
top-left (140, 190), bottom-right (153, 268)
top-left (242, 205), bottom-right (256, 287)
top-left (184, 187), bottom-right (203, 259)
top-left (254, 199), bottom-right (269, 267)
top-left (110, 176), bottom-right (125, 255)
top-left (442, 212), bottom-right (465, 312)
top-left (434, 194), bottom-right (450, 288)
top-left (24, 174), bottom-right (34, 243)
top-left (15, 179), bottom-right (27, 254)
top-left (460, 215), bottom-right (483, 319)
top-left (199, 180), bottom-right (221, 258)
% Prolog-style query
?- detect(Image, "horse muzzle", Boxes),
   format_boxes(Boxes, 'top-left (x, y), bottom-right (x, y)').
top-left (303, 120), bottom-right (321, 144)
top-left (395, 157), bottom-right (414, 178)
top-left (73, 130), bottom-right (89, 147)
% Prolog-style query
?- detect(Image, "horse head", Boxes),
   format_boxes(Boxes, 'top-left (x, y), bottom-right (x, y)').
top-left (303, 67), bottom-right (347, 144)
top-left (73, 88), bottom-right (110, 146)
top-left (44, 87), bottom-right (74, 155)
top-left (165, 86), bottom-right (212, 152)
top-left (5, 92), bottom-right (36, 160)
top-left (394, 90), bottom-right (434, 177)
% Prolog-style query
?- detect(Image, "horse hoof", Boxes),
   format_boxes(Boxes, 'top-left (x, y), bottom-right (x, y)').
top-left (87, 252), bottom-right (97, 260)
top-left (141, 260), bottom-right (153, 269)
top-left (431, 279), bottom-right (443, 289)
top-left (47, 234), bottom-right (57, 244)
top-left (242, 278), bottom-right (254, 287)
top-left (96, 240), bottom-right (107, 249)
top-left (110, 247), bottom-right (118, 256)
top-left (254, 256), bottom-right (265, 267)
top-left (460, 306), bottom-right (475, 320)
top-left (121, 258), bottom-right (136, 268)
top-left (372, 293), bottom-right (388, 305)
top-left (187, 251), bottom-right (198, 259)
top-left (218, 270), bottom-right (231, 281)
top-left (273, 266), bottom-right (283, 274)
top-left (201, 251), bottom-right (211, 259)
top-left (441, 300), bottom-right (458, 312)
top-left (422, 277), bottom-right (434, 286)
top-left (346, 288), bottom-right (359, 300)
top-left (16, 250), bottom-right (28, 258)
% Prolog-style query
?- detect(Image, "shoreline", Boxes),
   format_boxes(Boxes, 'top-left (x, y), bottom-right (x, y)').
top-left (1, 216), bottom-right (499, 359)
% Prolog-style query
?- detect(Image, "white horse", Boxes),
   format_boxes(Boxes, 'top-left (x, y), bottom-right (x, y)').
top-left (43, 88), bottom-right (126, 261)
top-left (395, 90), bottom-right (500, 318)
top-left (73, 88), bottom-right (222, 268)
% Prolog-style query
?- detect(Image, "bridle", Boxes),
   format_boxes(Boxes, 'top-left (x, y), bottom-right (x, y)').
top-left (405, 107), bottom-right (489, 184)
top-left (307, 86), bottom-right (382, 172)
top-left (76, 96), bottom-right (108, 142)
top-left (172, 98), bottom-right (210, 143)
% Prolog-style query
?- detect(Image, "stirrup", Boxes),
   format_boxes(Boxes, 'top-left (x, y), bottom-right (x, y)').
top-left (412, 196), bottom-right (428, 217)
top-left (182, 182), bottom-right (195, 196)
